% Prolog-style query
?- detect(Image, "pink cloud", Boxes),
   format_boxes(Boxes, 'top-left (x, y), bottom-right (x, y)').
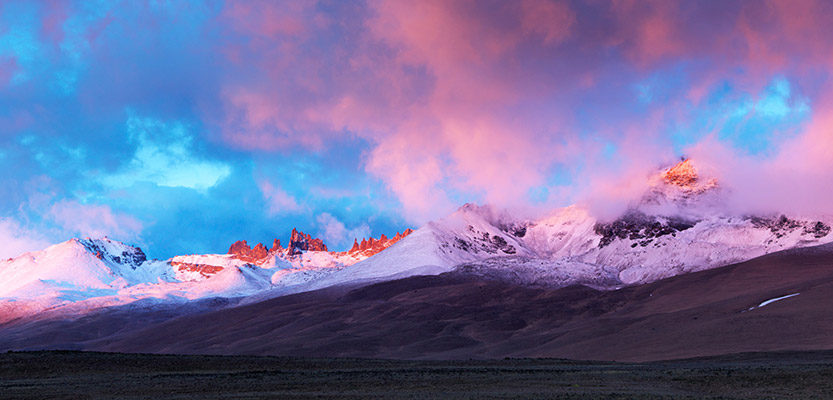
top-left (521, 0), bottom-right (575, 45)
top-left (211, 0), bottom-right (833, 222)
top-left (364, 128), bottom-right (453, 222)
top-left (258, 181), bottom-right (305, 216)
top-left (684, 88), bottom-right (833, 217)
top-left (315, 212), bottom-right (370, 250)
top-left (359, 0), bottom-right (584, 218)
top-left (0, 57), bottom-right (17, 87)
top-left (607, 0), bottom-right (686, 66)
top-left (39, 0), bottom-right (70, 45)
top-left (221, 0), bottom-right (311, 38)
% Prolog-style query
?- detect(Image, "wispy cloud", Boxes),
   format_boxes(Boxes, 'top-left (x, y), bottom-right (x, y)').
top-left (258, 180), bottom-right (305, 216)
top-left (0, 218), bottom-right (51, 259)
top-left (48, 200), bottom-right (143, 243)
top-left (316, 212), bottom-right (371, 251)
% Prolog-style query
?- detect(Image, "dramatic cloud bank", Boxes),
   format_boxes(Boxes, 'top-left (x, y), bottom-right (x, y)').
top-left (1, 0), bottom-right (832, 257)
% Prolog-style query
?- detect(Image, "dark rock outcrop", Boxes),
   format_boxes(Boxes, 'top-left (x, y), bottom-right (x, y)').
top-left (451, 226), bottom-right (518, 255)
top-left (750, 215), bottom-right (832, 239)
top-left (79, 238), bottom-right (147, 268)
top-left (287, 228), bottom-right (328, 255)
top-left (806, 221), bottom-right (832, 238)
top-left (594, 212), bottom-right (696, 248)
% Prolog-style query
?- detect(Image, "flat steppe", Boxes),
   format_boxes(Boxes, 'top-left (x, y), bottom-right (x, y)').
top-left (2, 350), bottom-right (833, 399)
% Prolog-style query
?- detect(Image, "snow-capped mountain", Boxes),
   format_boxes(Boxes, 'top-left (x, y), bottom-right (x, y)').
top-left (0, 229), bottom-right (415, 321)
top-left (2, 159), bottom-right (831, 321)
top-left (298, 159), bottom-right (833, 291)
top-left (0, 237), bottom-right (168, 299)
top-left (512, 159), bottom-right (831, 286)
top-left (0, 238), bottom-right (173, 322)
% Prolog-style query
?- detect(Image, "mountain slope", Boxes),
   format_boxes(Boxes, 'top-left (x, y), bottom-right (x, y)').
top-left (0, 228), bottom-right (419, 321)
top-left (96, 242), bottom-right (833, 361)
top-left (302, 160), bottom-right (832, 292)
top-left (0, 238), bottom-right (277, 322)
top-left (3, 242), bottom-right (833, 361)
top-left (2, 159), bottom-right (831, 322)
top-left (0, 238), bottom-right (171, 299)
top-left (288, 205), bottom-right (533, 293)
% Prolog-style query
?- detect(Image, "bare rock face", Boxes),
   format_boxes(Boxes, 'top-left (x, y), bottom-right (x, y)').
top-left (348, 229), bottom-right (414, 257)
top-left (287, 228), bottom-right (328, 255)
top-left (228, 240), bottom-right (251, 255)
top-left (661, 159), bottom-right (718, 194)
top-left (663, 159), bottom-right (699, 187)
top-left (79, 238), bottom-right (147, 268)
top-left (250, 243), bottom-right (268, 259)
top-left (594, 212), bottom-right (696, 248)
top-left (228, 229), bottom-right (328, 260)
top-left (170, 261), bottom-right (224, 279)
top-left (228, 227), bottom-right (408, 260)
top-left (641, 158), bottom-right (719, 207)
top-left (228, 240), bottom-right (271, 263)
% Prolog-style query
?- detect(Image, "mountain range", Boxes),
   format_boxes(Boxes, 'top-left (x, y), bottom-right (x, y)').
top-left (2, 159), bottom-right (832, 360)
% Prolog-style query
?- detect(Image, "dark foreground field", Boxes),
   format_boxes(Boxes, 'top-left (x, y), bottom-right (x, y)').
top-left (2, 351), bottom-right (833, 399)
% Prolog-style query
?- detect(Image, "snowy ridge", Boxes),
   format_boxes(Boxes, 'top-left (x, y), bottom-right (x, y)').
top-left (301, 160), bottom-right (833, 291)
top-left (2, 159), bottom-right (832, 320)
top-left (284, 203), bottom-right (537, 293)
top-left (0, 234), bottom-right (385, 321)
top-left (443, 161), bottom-right (833, 287)
top-left (0, 238), bottom-right (168, 299)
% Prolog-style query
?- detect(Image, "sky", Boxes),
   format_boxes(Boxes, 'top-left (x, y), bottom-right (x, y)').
top-left (1, 0), bottom-right (833, 259)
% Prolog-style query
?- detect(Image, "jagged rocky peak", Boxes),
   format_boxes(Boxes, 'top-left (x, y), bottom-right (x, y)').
top-left (228, 229), bottom-right (328, 260)
top-left (228, 240), bottom-right (251, 255)
top-left (288, 228), bottom-right (328, 254)
top-left (228, 239), bottom-right (271, 262)
top-left (271, 239), bottom-right (282, 252)
top-left (663, 158), bottom-right (698, 186)
top-left (659, 158), bottom-right (718, 192)
top-left (639, 158), bottom-right (720, 211)
top-left (349, 229), bottom-right (414, 256)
